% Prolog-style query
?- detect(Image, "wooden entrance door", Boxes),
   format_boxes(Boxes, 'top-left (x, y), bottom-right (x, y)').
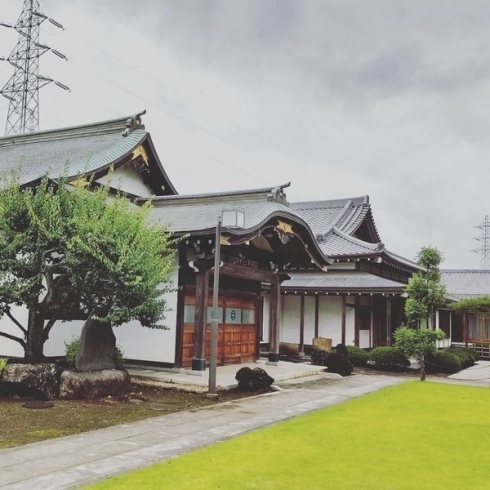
top-left (182, 295), bottom-right (258, 368)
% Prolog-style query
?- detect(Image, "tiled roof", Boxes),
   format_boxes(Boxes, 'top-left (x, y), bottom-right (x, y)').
top-left (383, 249), bottom-right (423, 271)
top-left (291, 195), bottom-right (421, 272)
top-left (291, 196), bottom-right (378, 238)
top-left (144, 185), bottom-right (309, 234)
top-left (283, 270), bottom-right (406, 293)
top-left (320, 228), bottom-right (381, 257)
top-left (441, 270), bottom-right (490, 299)
top-left (0, 113), bottom-right (149, 186)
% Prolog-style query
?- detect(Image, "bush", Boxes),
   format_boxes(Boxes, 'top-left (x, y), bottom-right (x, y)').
top-left (369, 347), bottom-right (410, 370)
top-left (346, 345), bottom-right (369, 366)
top-left (426, 350), bottom-right (461, 373)
top-left (311, 348), bottom-right (353, 376)
top-left (0, 357), bottom-right (7, 374)
top-left (64, 337), bottom-right (125, 369)
top-left (448, 346), bottom-right (478, 367)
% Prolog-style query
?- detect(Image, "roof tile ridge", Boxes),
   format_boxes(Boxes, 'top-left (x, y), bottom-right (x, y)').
top-left (291, 196), bottom-right (366, 210)
top-left (0, 111), bottom-right (146, 147)
top-left (331, 227), bottom-right (381, 250)
top-left (139, 184), bottom-right (291, 205)
top-left (442, 269), bottom-right (490, 273)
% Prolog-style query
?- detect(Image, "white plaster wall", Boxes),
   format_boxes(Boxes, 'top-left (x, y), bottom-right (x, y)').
top-left (95, 165), bottom-right (153, 197)
top-left (281, 295), bottom-right (301, 343)
top-left (304, 296), bottom-right (316, 345)
top-left (44, 320), bottom-right (85, 357)
top-left (345, 307), bottom-right (355, 346)
top-left (262, 293), bottom-right (270, 343)
top-left (0, 305), bottom-right (30, 357)
top-left (42, 263), bottom-right (179, 364)
top-left (110, 265), bottom-right (179, 364)
top-left (317, 296), bottom-right (342, 345)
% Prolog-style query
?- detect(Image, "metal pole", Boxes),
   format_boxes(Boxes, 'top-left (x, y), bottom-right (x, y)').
top-left (207, 215), bottom-right (221, 397)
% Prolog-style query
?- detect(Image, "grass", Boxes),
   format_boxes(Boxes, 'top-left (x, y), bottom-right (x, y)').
top-left (0, 384), bottom-right (248, 449)
top-left (88, 381), bottom-right (490, 490)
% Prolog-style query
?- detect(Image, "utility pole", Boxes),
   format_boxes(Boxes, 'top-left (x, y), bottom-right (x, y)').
top-left (0, 0), bottom-right (69, 135)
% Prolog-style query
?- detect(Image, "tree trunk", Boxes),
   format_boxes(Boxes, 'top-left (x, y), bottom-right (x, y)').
top-left (25, 308), bottom-right (45, 363)
top-left (420, 354), bottom-right (426, 381)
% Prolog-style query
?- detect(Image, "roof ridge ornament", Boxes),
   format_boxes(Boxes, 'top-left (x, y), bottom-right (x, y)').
top-left (266, 182), bottom-right (290, 203)
top-left (123, 110), bottom-right (146, 137)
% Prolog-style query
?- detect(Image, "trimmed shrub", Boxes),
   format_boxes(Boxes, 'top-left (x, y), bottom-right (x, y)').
top-left (426, 350), bottom-right (461, 373)
top-left (346, 345), bottom-right (370, 367)
top-left (448, 346), bottom-right (478, 367)
top-left (64, 337), bottom-right (125, 369)
top-left (311, 348), bottom-right (353, 376)
top-left (369, 347), bottom-right (410, 370)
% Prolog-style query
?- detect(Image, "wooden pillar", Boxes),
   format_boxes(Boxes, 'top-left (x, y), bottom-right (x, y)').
top-left (268, 276), bottom-right (281, 364)
top-left (314, 294), bottom-right (319, 339)
top-left (299, 295), bottom-right (305, 354)
top-left (341, 295), bottom-right (346, 345)
top-left (386, 296), bottom-right (392, 347)
top-left (192, 268), bottom-right (210, 371)
top-left (463, 313), bottom-right (468, 345)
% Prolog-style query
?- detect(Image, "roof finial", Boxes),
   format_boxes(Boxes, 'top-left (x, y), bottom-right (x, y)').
top-left (122, 110), bottom-right (146, 137)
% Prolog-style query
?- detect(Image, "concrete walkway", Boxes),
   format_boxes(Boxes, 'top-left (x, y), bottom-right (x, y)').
top-left (2, 359), bottom-right (489, 490)
top-left (0, 372), bottom-right (406, 490)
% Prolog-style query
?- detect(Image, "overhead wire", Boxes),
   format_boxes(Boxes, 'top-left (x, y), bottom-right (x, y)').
top-left (38, 22), bottom-right (318, 196)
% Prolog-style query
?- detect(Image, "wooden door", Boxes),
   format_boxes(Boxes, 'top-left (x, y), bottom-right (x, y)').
top-left (182, 295), bottom-right (258, 367)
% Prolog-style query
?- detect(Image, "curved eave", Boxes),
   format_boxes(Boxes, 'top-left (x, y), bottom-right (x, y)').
top-left (175, 209), bottom-right (332, 269)
top-left (282, 286), bottom-right (405, 295)
top-left (331, 252), bottom-right (421, 275)
top-left (144, 134), bottom-right (178, 195)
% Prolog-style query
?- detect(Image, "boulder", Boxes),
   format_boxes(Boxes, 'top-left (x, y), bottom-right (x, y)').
top-left (59, 369), bottom-right (131, 399)
top-left (76, 316), bottom-right (116, 372)
top-left (334, 343), bottom-right (348, 358)
top-left (0, 363), bottom-right (60, 400)
top-left (235, 367), bottom-right (274, 391)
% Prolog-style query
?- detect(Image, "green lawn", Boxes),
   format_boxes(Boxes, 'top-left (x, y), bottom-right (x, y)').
top-left (88, 381), bottom-right (490, 490)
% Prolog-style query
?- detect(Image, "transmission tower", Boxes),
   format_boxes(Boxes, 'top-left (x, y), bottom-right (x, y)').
top-left (473, 215), bottom-right (490, 269)
top-left (0, 0), bottom-right (69, 135)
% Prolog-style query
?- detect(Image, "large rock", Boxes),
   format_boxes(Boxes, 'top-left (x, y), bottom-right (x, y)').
top-left (76, 316), bottom-right (116, 372)
top-left (60, 369), bottom-right (131, 399)
top-left (235, 367), bottom-right (274, 391)
top-left (0, 363), bottom-right (60, 400)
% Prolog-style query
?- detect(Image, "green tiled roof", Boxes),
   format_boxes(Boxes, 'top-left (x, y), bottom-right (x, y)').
top-left (0, 113), bottom-right (147, 185)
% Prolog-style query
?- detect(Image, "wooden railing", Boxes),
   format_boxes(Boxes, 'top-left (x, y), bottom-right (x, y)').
top-left (452, 342), bottom-right (490, 359)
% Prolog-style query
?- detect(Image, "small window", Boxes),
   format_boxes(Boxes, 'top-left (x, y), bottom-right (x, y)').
top-left (184, 305), bottom-right (195, 323)
top-left (226, 307), bottom-right (242, 324)
top-left (242, 308), bottom-right (255, 324)
top-left (206, 306), bottom-right (223, 323)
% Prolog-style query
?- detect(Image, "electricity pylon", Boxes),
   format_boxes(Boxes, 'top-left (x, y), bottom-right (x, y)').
top-left (473, 215), bottom-right (490, 269)
top-left (0, 0), bottom-right (69, 135)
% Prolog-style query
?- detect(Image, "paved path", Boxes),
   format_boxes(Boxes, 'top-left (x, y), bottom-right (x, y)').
top-left (0, 374), bottom-right (406, 490)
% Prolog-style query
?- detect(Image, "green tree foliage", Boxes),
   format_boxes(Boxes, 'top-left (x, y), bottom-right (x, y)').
top-left (450, 296), bottom-right (490, 317)
top-left (0, 174), bottom-right (176, 362)
top-left (394, 326), bottom-right (445, 380)
top-left (405, 246), bottom-right (447, 329)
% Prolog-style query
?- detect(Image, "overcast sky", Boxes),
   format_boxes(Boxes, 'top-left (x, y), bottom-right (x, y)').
top-left (1, 0), bottom-right (489, 269)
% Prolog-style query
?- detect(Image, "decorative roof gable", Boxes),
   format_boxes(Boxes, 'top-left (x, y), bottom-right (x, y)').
top-left (0, 111), bottom-right (177, 196)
